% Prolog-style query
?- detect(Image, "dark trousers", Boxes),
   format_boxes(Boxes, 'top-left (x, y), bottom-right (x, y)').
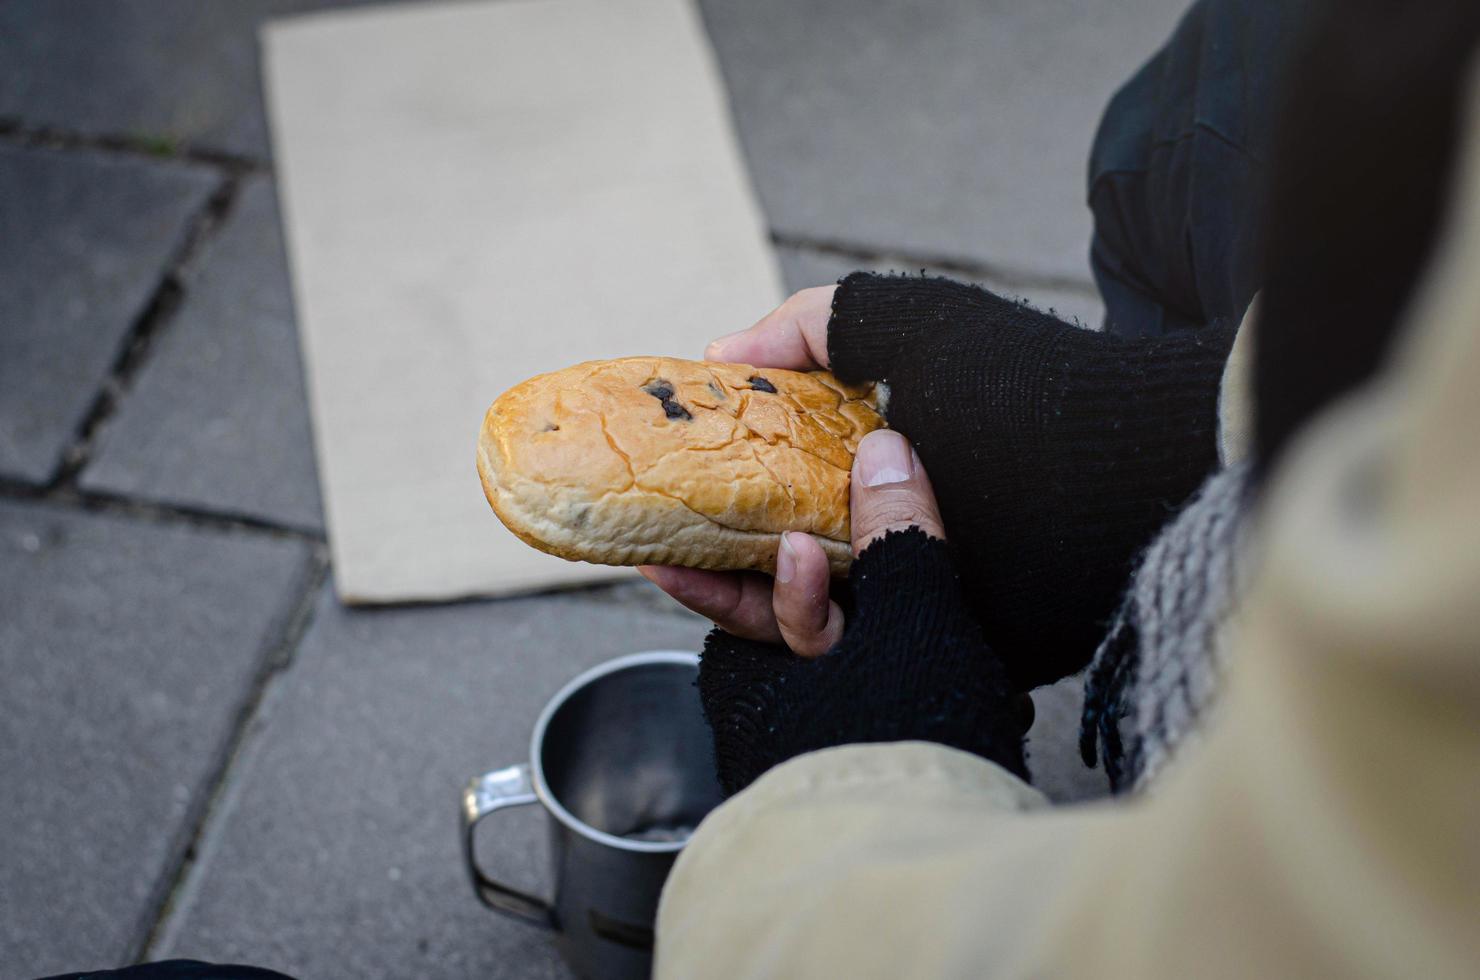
top-left (1089, 0), bottom-right (1305, 338)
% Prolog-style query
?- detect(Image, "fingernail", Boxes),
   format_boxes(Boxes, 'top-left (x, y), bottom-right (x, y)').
top-left (706, 331), bottom-right (745, 361)
top-left (856, 430), bottom-right (914, 488)
top-left (776, 532), bottom-right (798, 583)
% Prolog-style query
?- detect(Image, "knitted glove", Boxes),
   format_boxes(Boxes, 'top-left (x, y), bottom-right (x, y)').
top-left (828, 273), bottom-right (1236, 688)
top-left (699, 528), bottom-right (1026, 797)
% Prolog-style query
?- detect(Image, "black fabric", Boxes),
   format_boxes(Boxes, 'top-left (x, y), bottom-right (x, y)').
top-left (694, 0), bottom-right (1284, 797)
top-left (38, 962), bottom-right (297, 980)
top-left (1252, 0), bottom-right (1480, 475)
top-left (699, 529), bottom-right (1026, 797)
top-left (1087, 0), bottom-right (1480, 475)
top-left (828, 272), bottom-right (1235, 690)
top-left (1087, 0), bottom-right (1303, 338)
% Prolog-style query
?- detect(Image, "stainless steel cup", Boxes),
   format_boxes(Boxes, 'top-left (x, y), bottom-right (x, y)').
top-left (461, 651), bottom-right (721, 980)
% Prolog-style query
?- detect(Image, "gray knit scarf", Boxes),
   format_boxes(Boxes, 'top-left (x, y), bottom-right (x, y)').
top-left (1079, 462), bottom-right (1253, 793)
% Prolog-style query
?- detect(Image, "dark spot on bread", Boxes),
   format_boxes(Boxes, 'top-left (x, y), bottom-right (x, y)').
top-left (707, 381), bottom-right (726, 399)
top-left (543, 423), bottom-right (560, 432)
top-left (643, 380), bottom-right (675, 401)
top-left (642, 379), bottom-right (693, 421)
top-left (748, 376), bottom-right (777, 393)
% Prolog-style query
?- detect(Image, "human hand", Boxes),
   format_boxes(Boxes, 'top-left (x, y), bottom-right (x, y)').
top-left (703, 285), bottom-right (837, 370)
top-left (693, 430), bottom-right (1032, 796)
top-left (641, 283), bottom-right (905, 652)
top-left (639, 428), bottom-right (944, 657)
top-left (637, 283), bottom-right (855, 648)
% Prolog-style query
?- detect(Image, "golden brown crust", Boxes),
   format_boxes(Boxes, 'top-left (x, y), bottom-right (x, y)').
top-left (476, 357), bottom-right (885, 574)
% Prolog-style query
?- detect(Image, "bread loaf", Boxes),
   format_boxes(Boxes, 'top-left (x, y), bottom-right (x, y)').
top-left (476, 357), bottom-right (885, 574)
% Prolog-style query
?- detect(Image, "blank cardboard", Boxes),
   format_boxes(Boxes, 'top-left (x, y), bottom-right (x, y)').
top-left (263, 0), bottom-right (784, 602)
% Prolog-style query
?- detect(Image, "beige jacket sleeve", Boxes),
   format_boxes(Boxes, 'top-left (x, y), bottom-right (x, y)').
top-left (654, 71), bottom-right (1480, 980)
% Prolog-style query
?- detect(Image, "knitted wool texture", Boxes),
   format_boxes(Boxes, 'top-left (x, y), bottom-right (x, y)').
top-left (697, 273), bottom-right (1243, 796)
top-left (828, 273), bottom-right (1235, 689)
top-left (1080, 462), bottom-right (1252, 792)
top-left (699, 529), bottom-right (1027, 797)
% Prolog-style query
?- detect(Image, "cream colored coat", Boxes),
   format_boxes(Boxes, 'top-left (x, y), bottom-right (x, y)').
top-left (655, 69), bottom-right (1480, 980)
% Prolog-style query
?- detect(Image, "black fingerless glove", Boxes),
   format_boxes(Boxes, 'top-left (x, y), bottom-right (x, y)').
top-left (828, 272), bottom-right (1236, 688)
top-left (699, 528), bottom-right (1026, 797)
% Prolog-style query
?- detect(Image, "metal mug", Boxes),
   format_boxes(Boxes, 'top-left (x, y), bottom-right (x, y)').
top-left (461, 651), bottom-right (722, 980)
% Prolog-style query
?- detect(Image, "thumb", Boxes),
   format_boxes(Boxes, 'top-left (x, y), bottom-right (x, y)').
top-left (849, 430), bottom-right (946, 554)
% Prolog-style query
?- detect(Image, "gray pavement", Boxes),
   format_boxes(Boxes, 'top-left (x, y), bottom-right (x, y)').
top-left (0, 1), bottom-right (384, 160)
top-left (700, 0), bottom-right (1188, 285)
top-left (82, 175), bottom-right (325, 532)
top-left (0, 0), bottom-right (1151, 975)
top-left (0, 501), bottom-right (315, 978)
top-left (153, 587), bottom-right (707, 979)
top-left (0, 145), bottom-right (219, 485)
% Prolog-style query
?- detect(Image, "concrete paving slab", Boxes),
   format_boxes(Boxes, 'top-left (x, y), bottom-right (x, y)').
top-left (0, 145), bottom-right (219, 485)
top-left (702, 0), bottom-right (1190, 283)
top-left (82, 176), bottom-right (324, 531)
top-left (0, 500), bottom-right (313, 979)
top-left (777, 243), bottom-right (1105, 331)
top-left (155, 587), bottom-right (708, 979)
top-left (0, 1), bottom-right (383, 159)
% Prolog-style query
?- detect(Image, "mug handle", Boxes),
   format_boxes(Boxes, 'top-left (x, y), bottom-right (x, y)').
top-left (461, 763), bottom-right (556, 928)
